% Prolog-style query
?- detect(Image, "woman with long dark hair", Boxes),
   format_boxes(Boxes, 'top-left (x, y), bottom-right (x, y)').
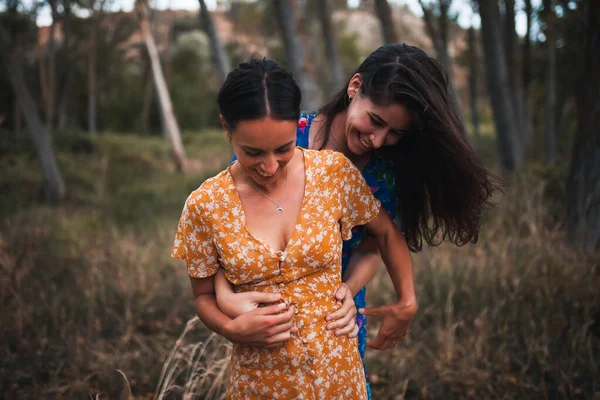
top-left (214, 44), bottom-right (503, 398)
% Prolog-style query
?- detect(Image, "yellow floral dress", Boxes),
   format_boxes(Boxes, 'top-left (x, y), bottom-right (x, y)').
top-left (172, 149), bottom-right (381, 399)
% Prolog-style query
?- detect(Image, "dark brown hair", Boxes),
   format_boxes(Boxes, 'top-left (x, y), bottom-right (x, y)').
top-left (217, 58), bottom-right (301, 131)
top-left (319, 44), bottom-right (504, 252)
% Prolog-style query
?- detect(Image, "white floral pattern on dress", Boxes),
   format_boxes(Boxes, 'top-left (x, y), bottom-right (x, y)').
top-left (172, 149), bottom-right (381, 399)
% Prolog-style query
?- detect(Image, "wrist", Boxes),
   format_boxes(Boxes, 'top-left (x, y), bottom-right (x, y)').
top-left (222, 318), bottom-right (238, 341)
top-left (396, 295), bottom-right (418, 311)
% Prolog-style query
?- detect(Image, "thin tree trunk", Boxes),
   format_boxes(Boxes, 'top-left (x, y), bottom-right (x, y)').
top-left (504, 0), bottom-right (530, 147)
top-left (523, 0), bottom-right (532, 101)
top-left (199, 0), bottom-right (230, 85)
top-left (273, 0), bottom-right (320, 112)
top-left (318, 0), bottom-right (343, 95)
top-left (138, 0), bottom-right (186, 172)
top-left (1, 29), bottom-right (66, 202)
top-left (374, 0), bottom-right (398, 44)
top-left (88, 16), bottom-right (97, 136)
top-left (419, 0), bottom-right (466, 137)
top-left (467, 26), bottom-right (480, 137)
top-left (544, 36), bottom-right (557, 165)
top-left (46, 0), bottom-right (58, 131)
top-left (14, 99), bottom-right (21, 135)
top-left (477, 0), bottom-right (523, 171)
top-left (565, 2), bottom-right (600, 252)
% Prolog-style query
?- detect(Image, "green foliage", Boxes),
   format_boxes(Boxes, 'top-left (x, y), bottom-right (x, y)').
top-left (170, 30), bottom-right (221, 132)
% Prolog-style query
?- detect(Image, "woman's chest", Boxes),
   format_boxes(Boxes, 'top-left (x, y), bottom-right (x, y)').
top-left (212, 188), bottom-right (346, 286)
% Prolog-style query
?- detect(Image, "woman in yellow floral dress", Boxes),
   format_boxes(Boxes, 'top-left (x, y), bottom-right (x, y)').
top-left (172, 59), bottom-right (416, 399)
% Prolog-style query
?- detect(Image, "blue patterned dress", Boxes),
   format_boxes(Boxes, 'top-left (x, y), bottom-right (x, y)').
top-left (296, 113), bottom-right (397, 399)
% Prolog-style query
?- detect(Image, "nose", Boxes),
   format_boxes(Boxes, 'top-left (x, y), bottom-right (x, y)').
top-left (261, 154), bottom-right (279, 176)
top-left (370, 129), bottom-right (387, 149)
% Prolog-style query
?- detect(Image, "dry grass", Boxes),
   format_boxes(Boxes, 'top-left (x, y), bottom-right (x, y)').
top-left (0, 130), bottom-right (598, 399)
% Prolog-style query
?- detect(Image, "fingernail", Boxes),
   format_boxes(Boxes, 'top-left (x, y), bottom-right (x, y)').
top-left (278, 303), bottom-right (287, 309)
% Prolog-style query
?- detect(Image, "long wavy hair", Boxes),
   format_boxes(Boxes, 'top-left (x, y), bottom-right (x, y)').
top-left (319, 44), bottom-right (504, 252)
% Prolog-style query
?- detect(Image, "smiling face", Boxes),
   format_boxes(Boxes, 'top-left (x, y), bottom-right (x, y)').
top-left (344, 74), bottom-right (413, 156)
top-left (224, 116), bottom-right (297, 187)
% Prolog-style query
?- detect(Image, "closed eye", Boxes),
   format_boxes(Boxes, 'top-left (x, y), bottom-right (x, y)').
top-left (369, 115), bottom-right (384, 127)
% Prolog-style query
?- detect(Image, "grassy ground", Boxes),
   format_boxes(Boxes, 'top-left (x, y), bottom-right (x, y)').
top-left (0, 130), bottom-right (598, 399)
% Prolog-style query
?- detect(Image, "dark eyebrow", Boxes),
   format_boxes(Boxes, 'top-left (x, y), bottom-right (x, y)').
top-left (242, 140), bottom-right (295, 152)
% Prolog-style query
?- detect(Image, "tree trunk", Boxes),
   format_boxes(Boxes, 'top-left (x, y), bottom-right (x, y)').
top-left (565, 2), bottom-right (600, 252)
top-left (544, 36), bottom-right (557, 165)
top-left (199, 0), bottom-right (230, 85)
top-left (317, 0), bottom-right (343, 96)
top-left (14, 99), bottom-right (21, 135)
top-left (523, 0), bottom-right (532, 101)
top-left (374, 0), bottom-right (398, 44)
top-left (1, 29), bottom-right (66, 202)
top-left (88, 17), bottom-right (97, 137)
top-left (504, 0), bottom-right (530, 147)
top-left (46, 0), bottom-right (58, 131)
top-left (273, 0), bottom-right (320, 112)
top-left (477, 0), bottom-right (523, 171)
top-left (467, 26), bottom-right (480, 137)
top-left (138, 1), bottom-right (186, 172)
top-left (419, 0), bottom-right (466, 137)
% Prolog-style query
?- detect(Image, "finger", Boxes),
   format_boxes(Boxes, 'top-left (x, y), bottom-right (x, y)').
top-left (334, 318), bottom-right (357, 336)
top-left (267, 306), bottom-right (295, 325)
top-left (264, 330), bottom-right (292, 347)
top-left (366, 333), bottom-right (386, 350)
top-left (267, 319), bottom-right (295, 336)
top-left (326, 302), bottom-right (356, 322)
top-left (358, 306), bottom-right (389, 317)
top-left (327, 308), bottom-right (356, 331)
top-left (334, 284), bottom-right (348, 301)
top-left (251, 291), bottom-right (283, 304)
top-left (348, 324), bottom-right (359, 338)
top-left (255, 302), bottom-right (289, 316)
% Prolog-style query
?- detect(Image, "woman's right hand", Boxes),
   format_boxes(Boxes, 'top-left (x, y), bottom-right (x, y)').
top-left (214, 269), bottom-right (282, 318)
top-left (223, 302), bottom-right (298, 348)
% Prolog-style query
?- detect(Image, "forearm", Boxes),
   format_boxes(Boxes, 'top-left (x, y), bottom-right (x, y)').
top-left (376, 227), bottom-right (416, 305)
top-left (343, 251), bottom-right (381, 296)
top-left (194, 292), bottom-right (236, 338)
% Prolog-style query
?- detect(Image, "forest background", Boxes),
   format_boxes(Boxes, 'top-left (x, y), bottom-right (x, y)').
top-left (1, 0), bottom-right (599, 398)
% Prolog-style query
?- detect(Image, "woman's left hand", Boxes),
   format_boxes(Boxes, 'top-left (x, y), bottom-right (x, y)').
top-left (359, 300), bottom-right (418, 350)
top-left (325, 283), bottom-right (359, 338)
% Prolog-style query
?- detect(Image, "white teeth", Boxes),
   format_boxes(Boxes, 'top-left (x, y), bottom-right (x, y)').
top-left (359, 135), bottom-right (372, 148)
top-left (256, 170), bottom-right (272, 177)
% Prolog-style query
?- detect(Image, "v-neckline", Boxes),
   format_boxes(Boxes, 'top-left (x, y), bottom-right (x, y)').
top-left (227, 147), bottom-right (309, 256)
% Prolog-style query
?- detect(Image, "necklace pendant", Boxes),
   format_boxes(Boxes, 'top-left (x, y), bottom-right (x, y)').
top-left (275, 206), bottom-right (284, 215)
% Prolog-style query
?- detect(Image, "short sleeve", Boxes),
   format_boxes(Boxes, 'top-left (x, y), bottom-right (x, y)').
top-left (171, 193), bottom-right (220, 278)
top-left (337, 154), bottom-right (382, 240)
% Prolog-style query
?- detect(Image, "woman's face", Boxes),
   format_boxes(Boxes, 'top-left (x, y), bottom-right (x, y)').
top-left (225, 116), bottom-right (297, 186)
top-left (343, 75), bottom-right (413, 156)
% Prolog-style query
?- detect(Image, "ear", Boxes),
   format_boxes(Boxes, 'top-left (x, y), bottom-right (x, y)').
top-left (219, 115), bottom-right (232, 142)
top-left (347, 73), bottom-right (363, 98)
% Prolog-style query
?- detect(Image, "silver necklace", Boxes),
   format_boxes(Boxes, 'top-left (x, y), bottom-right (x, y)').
top-left (240, 167), bottom-right (288, 215)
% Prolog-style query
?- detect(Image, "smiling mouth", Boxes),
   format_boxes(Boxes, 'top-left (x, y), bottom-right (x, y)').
top-left (255, 169), bottom-right (276, 178)
top-left (358, 134), bottom-right (373, 149)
